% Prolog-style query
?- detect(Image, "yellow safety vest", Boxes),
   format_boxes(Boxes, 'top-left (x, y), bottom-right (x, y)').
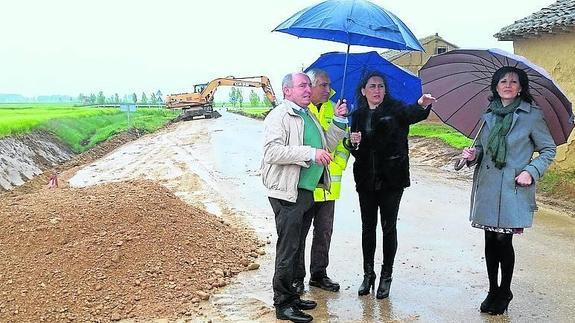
top-left (308, 99), bottom-right (350, 201)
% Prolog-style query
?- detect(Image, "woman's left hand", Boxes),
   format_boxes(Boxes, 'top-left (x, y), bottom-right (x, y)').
top-left (515, 171), bottom-right (533, 186)
top-left (418, 93), bottom-right (437, 107)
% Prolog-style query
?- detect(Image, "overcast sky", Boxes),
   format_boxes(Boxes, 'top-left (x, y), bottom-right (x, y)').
top-left (0, 0), bottom-right (555, 99)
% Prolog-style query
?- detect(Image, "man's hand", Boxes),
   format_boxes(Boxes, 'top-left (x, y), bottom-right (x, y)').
top-left (334, 99), bottom-right (348, 117)
top-left (315, 149), bottom-right (333, 165)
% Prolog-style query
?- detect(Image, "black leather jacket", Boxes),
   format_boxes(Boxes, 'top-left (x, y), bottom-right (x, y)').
top-left (349, 99), bottom-right (430, 191)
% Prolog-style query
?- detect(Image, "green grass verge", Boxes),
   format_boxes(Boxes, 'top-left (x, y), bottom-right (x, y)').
top-left (41, 109), bottom-right (179, 152)
top-left (410, 123), bottom-right (473, 149)
top-left (537, 168), bottom-right (575, 194)
top-left (1, 103), bottom-right (179, 153)
top-left (0, 103), bottom-right (118, 138)
top-left (226, 106), bottom-right (271, 119)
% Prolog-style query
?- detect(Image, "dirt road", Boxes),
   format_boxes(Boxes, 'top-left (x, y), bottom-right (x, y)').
top-left (70, 111), bottom-right (575, 322)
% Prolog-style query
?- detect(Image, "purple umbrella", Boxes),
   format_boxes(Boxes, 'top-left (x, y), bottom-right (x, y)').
top-left (419, 48), bottom-right (574, 145)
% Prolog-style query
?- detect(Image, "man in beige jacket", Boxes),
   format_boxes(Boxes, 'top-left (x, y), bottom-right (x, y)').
top-left (262, 72), bottom-right (347, 323)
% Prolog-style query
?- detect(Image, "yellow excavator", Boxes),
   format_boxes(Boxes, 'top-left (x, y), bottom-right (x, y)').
top-left (165, 75), bottom-right (278, 120)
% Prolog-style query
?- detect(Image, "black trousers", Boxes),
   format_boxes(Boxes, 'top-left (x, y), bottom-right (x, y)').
top-left (358, 187), bottom-right (404, 273)
top-left (295, 200), bottom-right (335, 280)
top-left (268, 189), bottom-right (314, 308)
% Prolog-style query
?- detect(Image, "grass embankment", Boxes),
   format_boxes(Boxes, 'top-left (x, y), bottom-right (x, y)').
top-left (409, 123), bottom-right (473, 149)
top-left (226, 106), bottom-right (270, 119)
top-left (537, 168), bottom-right (575, 199)
top-left (0, 103), bottom-right (179, 153)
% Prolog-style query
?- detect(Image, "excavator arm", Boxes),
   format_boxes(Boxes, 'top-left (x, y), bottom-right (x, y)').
top-left (165, 75), bottom-right (278, 120)
top-left (200, 76), bottom-right (277, 107)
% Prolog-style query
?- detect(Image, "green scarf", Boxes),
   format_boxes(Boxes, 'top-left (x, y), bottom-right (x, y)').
top-left (486, 97), bottom-right (522, 169)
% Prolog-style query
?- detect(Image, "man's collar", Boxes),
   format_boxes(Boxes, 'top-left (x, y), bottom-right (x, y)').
top-left (308, 101), bottom-right (322, 110)
top-left (286, 99), bottom-right (307, 112)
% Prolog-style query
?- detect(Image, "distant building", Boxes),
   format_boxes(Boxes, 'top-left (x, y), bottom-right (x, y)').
top-left (381, 33), bottom-right (459, 74)
top-left (495, 0), bottom-right (575, 169)
top-left (381, 34), bottom-right (458, 122)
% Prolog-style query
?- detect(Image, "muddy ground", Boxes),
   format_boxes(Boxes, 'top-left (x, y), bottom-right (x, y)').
top-left (0, 179), bottom-right (265, 322)
top-left (0, 127), bottom-right (266, 322)
top-left (1, 111), bottom-right (574, 322)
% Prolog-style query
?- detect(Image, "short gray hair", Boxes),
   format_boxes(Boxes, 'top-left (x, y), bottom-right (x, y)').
top-left (282, 72), bottom-right (309, 88)
top-left (306, 68), bottom-right (329, 86)
top-left (282, 73), bottom-right (294, 88)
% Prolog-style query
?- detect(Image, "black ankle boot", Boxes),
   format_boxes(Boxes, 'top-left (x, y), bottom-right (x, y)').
top-left (489, 290), bottom-right (513, 315)
top-left (358, 265), bottom-right (376, 296)
top-left (480, 289), bottom-right (498, 313)
top-left (376, 267), bottom-right (392, 299)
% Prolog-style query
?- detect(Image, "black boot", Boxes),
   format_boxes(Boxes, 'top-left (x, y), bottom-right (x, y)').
top-left (376, 266), bottom-right (392, 299)
top-left (480, 288), bottom-right (498, 313)
top-left (358, 264), bottom-right (376, 296)
top-left (489, 290), bottom-right (513, 315)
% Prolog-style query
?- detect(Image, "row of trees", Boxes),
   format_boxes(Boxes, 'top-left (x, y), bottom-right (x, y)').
top-left (77, 90), bottom-right (164, 105)
top-left (228, 88), bottom-right (272, 107)
top-left (77, 88), bottom-right (273, 107)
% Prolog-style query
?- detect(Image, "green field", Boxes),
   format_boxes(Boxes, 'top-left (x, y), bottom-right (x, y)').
top-left (226, 106), bottom-right (271, 119)
top-left (0, 103), bottom-right (117, 137)
top-left (0, 103), bottom-right (179, 152)
top-left (409, 123), bottom-right (473, 149)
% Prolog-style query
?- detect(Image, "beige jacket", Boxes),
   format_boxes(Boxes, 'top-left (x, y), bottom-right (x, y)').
top-left (261, 100), bottom-right (346, 202)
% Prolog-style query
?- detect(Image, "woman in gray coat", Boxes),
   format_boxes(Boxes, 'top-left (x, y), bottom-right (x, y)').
top-left (462, 66), bottom-right (556, 315)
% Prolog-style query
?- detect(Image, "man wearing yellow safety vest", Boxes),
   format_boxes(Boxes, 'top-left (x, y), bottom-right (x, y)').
top-left (293, 69), bottom-right (351, 294)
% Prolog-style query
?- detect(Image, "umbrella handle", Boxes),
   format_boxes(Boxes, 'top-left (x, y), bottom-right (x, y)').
top-left (454, 120), bottom-right (486, 171)
top-left (454, 158), bottom-right (467, 171)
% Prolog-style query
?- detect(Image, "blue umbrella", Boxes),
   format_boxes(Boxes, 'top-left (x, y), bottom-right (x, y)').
top-left (273, 0), bottom-right (424, 98)
top-left (305, 51), bottom-right (422, 110)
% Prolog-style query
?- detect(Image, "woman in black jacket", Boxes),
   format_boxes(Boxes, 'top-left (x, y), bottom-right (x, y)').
top-left (348, 71), bottom-right (435, 299)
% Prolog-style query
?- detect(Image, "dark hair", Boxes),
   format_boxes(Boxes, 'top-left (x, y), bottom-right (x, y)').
top-left (355, 70), bottom-right (397, 108)
top-left (489, 66), bottom-right (533, 103)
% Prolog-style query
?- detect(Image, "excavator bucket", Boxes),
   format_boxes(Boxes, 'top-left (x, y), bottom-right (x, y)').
top-left (204, 110), bottom-right (221, 119)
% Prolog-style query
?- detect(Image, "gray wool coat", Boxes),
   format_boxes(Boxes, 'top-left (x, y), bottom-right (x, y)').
top-left (469, 100), bottom-right (556, 229)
